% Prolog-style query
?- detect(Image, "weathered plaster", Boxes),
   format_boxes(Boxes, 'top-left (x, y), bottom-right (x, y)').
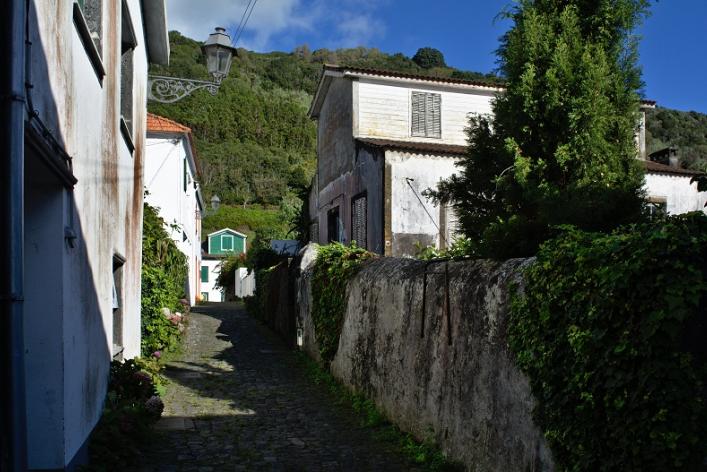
top-left (295, 249), bottom-right (555, 471)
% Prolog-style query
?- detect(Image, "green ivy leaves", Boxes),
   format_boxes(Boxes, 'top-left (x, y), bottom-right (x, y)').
top-left (509, 213), bottom-right (707, 471)
top-left (311, 243), bottom-right (374, 363)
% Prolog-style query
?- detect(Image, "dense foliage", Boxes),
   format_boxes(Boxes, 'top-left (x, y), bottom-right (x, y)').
top-left (88, 359), bottom-right (164, 469)
top-left (141, 203), bottom-right (188, 355)
top-left (412, 47), bottom-right (447, 69)
top-left (311, 243), bottom-right (375, 362)
top-left (510, 213), bottom-right (707, 471)
top-left (429, 0), bottom-right (650, 258)
top-left (646, 107), bottom-right (707, 171)
top-left (201, 203), bottom-right (296, 241)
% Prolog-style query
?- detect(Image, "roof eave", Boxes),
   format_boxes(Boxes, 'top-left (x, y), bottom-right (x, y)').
top-left (141, 0), bottom-right (169, 66)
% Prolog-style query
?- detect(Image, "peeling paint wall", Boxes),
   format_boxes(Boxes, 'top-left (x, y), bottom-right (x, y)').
top-left (24, 0), bottom-right (153, 468)
top-left (387, 150), bottom-right (460, 257)
top-left (296, 249), bottom-right (555, 471)
top-left (644, 172), bottom-right (707, 214)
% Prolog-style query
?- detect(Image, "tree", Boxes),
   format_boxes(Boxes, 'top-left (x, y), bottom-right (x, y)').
top-left (412, 47), bottom-right (446, 69)
top-left (430, 0), bottom-right (650, 258)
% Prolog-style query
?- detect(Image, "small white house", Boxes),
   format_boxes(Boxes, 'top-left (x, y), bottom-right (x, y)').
top-left (200, 228), bottom-right (248, 302)
top-left (642, 149), bottom-right (707, 215)
top-left (145, 113), bottom-right (205, 306)
top-left (308, 65), bottom-right (706, 257)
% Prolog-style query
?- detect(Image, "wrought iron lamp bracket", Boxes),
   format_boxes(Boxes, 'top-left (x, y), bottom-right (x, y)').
top-left (147, 75), bottom-right (223, 103)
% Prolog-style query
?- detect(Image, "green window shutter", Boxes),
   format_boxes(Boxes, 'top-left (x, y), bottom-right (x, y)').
top-left (222, 235), bottom-right (234, 251)
top-left (201, 266), bottom-right (209, 283)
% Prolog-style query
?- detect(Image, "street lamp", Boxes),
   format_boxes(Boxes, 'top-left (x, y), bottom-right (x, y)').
top-left (148, 27), bottom-right (238, 103)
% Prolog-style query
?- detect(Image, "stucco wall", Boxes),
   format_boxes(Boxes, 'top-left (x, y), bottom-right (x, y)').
top-left (316, 144), bottom-right (385, 252)
top-left (295, 246), bottom-right (554, 471)
top-left (24, 0), bottom-right (152, 467)
top-left (357, 78), bottom-right (495, 146)
top-left (317, 78), bottom-right (355, 188)
top-left (387, 150), bottom-right (460, 257)
top-left (145, 136), bottom-right (202, 305)
top-left (644, 172), bottom-right (707, 214)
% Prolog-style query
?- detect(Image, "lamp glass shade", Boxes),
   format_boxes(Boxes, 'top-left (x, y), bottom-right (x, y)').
top-left (202, 27), bottom-right (236, 80)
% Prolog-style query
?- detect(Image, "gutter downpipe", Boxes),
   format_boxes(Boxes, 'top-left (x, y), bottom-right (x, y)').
top-left (0, 0), bottom-right (27, 470)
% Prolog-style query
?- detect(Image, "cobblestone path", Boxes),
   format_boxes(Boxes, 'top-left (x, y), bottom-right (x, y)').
top-left (140, 302), bottom-right (420, 472)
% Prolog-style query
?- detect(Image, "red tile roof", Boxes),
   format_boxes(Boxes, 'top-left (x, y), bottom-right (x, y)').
top-left (146, 113), bottom-right (202, 178)
top-left (147, 113), bottom-right (192, 134)
top-left (356, 138), bottom-right (467, 155)
top-left (643, 159), bottom-right (704, 177)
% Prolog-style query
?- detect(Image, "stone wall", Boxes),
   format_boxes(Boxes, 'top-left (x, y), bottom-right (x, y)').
top-left (295, 245), bottom-right (555, 471)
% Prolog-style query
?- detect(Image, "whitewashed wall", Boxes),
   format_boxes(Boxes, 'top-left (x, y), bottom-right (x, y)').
top-left (201, 259), bottom-right (225, 302)
top-left (356, 78), bottom-right (495, 146)
top-left (387, 150), bottom-right (460, 257)
top-left (23, 0), bottom-right (153, 468)
top-left (145, 136), bottom-right (202, 305)
top-left (644, 173), bottom-right (707, 214)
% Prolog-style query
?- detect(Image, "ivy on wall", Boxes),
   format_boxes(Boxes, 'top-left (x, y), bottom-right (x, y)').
top-left (141, 203), bottom-right (188, 355)
top-left (311, 243), bottom-right (375, 363)
top-left (510, 213), bottom-right (707, 471)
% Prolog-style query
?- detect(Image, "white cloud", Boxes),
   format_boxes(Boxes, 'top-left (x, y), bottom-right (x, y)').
top-left (166, 0), bottom-right (387, 51)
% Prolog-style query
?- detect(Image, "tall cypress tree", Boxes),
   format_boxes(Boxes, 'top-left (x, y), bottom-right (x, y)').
top-left (431, 0), bottom-right (650, 257)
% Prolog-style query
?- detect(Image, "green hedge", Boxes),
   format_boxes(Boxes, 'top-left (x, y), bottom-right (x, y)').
top-left (510, 213), bottom-right (707, 471)
top-left (311, 243), bottom-right (374, 363)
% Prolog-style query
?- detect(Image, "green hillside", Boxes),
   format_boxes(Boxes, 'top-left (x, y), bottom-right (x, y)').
top-left (645, 107), bottom-right (707, 171)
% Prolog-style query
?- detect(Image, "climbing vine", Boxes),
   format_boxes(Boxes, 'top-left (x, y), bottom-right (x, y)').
top-left (311, 243), bottom-right (375, 363)
top-left (509, 213), bottom-right (707, 471)
top-left (141, 203), bottom-right (188, 355)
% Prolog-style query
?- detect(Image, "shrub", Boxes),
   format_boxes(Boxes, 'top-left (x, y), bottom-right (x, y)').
top-left (141, 203), bottom-right (188, 355)
top-left (509, 213), bottom-right (707, 471)
top-left (311, 243), bottom-right (375, 362)
top-left (88, 360), bottom-right (165, 469)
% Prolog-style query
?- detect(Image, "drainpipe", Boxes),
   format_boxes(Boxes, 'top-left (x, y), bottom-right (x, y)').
top-left (0, 0), bottom-right (27, 470)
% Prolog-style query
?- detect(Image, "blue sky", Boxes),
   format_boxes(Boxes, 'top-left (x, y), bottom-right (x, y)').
top-left (168, 0), bottom-right (707, 114)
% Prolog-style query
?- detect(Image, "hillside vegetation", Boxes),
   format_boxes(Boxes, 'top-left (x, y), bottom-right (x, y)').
top-left (148, 32), bottom-right (707, 243)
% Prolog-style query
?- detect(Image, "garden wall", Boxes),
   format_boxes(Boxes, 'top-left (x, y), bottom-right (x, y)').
top-left (294, 245), bottom-right (555, 471)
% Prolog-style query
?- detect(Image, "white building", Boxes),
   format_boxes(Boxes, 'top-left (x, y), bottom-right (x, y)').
top-left (200, 228), bottom-right (248, 302)
top-left (308, 65), bottom-right (500, 257)
top-left (145, 113), bottom-right (205, 306)
top-left (308, 65), bottom-right (706, 257)
top-left (200, 256), bottom-right (226, 302)
top-left (0, 0), bottom-right (169, 469)
top-left (643, 148), bottom-right (707, 215)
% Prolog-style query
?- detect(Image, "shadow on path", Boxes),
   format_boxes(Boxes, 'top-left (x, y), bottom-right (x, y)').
top-left (139, 302), bottom-right (419, 472)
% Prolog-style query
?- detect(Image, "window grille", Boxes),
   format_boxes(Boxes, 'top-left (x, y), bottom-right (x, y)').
top-left (351, 194), bottom-right (367, 249)
top-left (411, 91), bottom-right (441, 138)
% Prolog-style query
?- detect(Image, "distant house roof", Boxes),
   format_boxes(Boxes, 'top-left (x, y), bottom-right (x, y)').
top-left (147, 113), bottom-right (192, 134)
top-left (643, 159), bottom-right (704, 177)
top-left (309, 64), bottom-right (657, 118)
top-left (356, 138), bottom-right (467, 156)
top-left (207, 228), bottom-right (248, 239)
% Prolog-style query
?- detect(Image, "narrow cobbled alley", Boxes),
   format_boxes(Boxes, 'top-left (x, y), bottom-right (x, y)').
top-left (140, 303), bottom-right (421, 472)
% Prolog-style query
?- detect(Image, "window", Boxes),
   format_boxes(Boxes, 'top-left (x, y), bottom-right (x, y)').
top-left (112, 254), bottom-right (126, 360)
top-left (120, 0), bottom-right (137, 149)
top-left (201, 266), bottom-right (209, 283)
top-left (327, 206), bottom-right (342, 243)
top-left (351, 193), bottom-right (367, 249)
top-left (183, 158), bottom-right (188, 192)
top-left (646, 197), bottom-right (667, 220)
top-left (411, 91), bottom-right (441, 138)
top-left (73, 0), bottom-right (105, 81)
top-left (201, 292), bottom-right (209, 302)
top-left (222, 235), bottom-right (234, 251)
